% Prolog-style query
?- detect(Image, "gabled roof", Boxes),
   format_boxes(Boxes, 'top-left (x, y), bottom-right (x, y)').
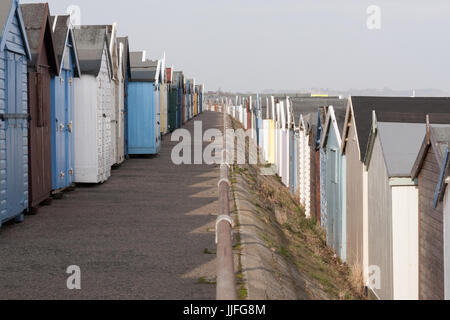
top-left (414, 124), bottom-right (450, 208)
top-left (104, 24), bottom-right (118, 79)
top-left (342, 97), bottom-right (450, 160)
top-left (73, 25), bottom-right (112, 77)
top-left (319, 101), bottom-right (349, 148)
top-left (291, 97), bottom-right (347, 130)
top-left (50, 15), bottom-right (80, 77)
top-left (0, 0), bottom-right (31, 58)
top-left (20, 3), bottom-right (58, 74)
top-left (117, 36), bottom-right (131, 78)
top-left (412, 123), bottom-right (450, 179)
top-left (130, 51), bottom-right (159, 82)
top-left (365, 114), bottom-right (426, 177)
top-left (434, 145), bottom-right (450, 208)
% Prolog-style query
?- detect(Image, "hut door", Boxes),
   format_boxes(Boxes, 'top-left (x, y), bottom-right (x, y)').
top-left (54, 72), bottom-right (66, 189)
top-left (328, 148), bottom-right (338, 250)
top-left (5, 52), bottom-right (27, 218)
top-left (66, 70), bottom-right (74, 185)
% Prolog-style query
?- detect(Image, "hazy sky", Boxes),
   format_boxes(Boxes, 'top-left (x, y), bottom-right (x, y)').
top-left (26, 0), bottom-right (450, 93)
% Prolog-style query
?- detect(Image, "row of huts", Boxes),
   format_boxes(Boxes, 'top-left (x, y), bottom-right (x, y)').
top-left (0, 1), bottom-right (203, 227)
top-left (221, 94), bottom-right (450, 300)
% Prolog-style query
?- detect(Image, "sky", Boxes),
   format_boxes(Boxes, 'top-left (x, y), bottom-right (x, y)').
top-left (25, 0), bottom-right (450, 93)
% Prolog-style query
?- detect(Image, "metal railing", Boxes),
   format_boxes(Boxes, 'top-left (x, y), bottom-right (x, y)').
top-left (215, 106), bottom-right (237, 300)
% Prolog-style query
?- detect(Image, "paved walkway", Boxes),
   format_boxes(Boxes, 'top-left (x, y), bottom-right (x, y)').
top-left (0, 111), bottom-right (222, 300)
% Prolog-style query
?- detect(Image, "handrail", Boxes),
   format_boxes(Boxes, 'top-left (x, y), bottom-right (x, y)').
top-left (216, 106), bottom-right (237, 300)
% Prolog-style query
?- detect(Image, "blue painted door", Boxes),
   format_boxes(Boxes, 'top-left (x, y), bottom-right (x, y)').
top-left (4, 52), bottom-right (27, 222)
top-left (65, 68), bottom-right (74, 186)
top-left (51, 68), bottom-right (74, 190)
top-left (51, 74), bottom-right (64, 190)
top-left (128, 82), bottom-right (160, 154)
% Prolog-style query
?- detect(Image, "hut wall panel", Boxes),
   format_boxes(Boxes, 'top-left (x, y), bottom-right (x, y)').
top-left (73, 75), bottom-right (99, 182)
top-left (116, 61), bottom-right (125, 164)
top-left (51, 37), bottom-right (76, 191)
top-left (418, 146), bottom-right (444, 300)
top-left (0, 11), bottom-right (29, 224)
top-left (98, 46), bottom-right (112, 181)
top-left (367, 135), bottom-right (393, 300)
top-left (324, 124), bottom-right (347, 262)
top-left (28, 37), bottom-right (53, 208)
top-left (320, 148), bottom-right (327, 228)
top-left (160, 84), bottom-right (168, 134)
top-left (392, 185), bottom-right (419, 300)
top-left (346, 120), bottom-right (364, 270)
top-left (444, 189), bottom-right (450, 300)
top-left (281, 129), bottom-right (289, 187)
top-left (304, 136), bottom-right (311, 218)
top-left (314, 150), bottom-right (321, 223)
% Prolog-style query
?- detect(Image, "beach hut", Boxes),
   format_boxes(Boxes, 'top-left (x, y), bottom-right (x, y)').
top-left (167, 67), bottom-right (177, 132)
top-left (184, 79), bottom-right (191, 122)
top-left (281, 101), bottom-right (290, 187)
top-left (128, 51), bottom-right (161, 155)
top-left (0, 0), bottom-right (32, 227)
top-left (181, 76), bottom-right (186, 125)
top-left (159, 54), bottom-right (167, 134)
top-left (193, 85), bottom-right (198, 116)
top-left (104, 24), bottom-right (126, 166)
top-left (365, 114), bottom-right (427, 300)
top-left (173, 71), bottom-right (183, 129)
top-left (411, 122), bottom-right (450, 300)
top-left (198, 84), bottom-right (204, 114)
top-left (246, 98), bottom-right (251, 130)
top-left (319, 105), bottom-right (347, 261)
top-left (291, 97), bottom-right (343, 220)
top-left (341, 97), bottom-right (450, 284)
top-left (189, 79), bottom-right (194, 119)
top-left (117, 36), bottom-right (131, 158)
top-left (289, 99), bottom-right (298, 195)
top-left (21, 3), bottom-right (59, 209)
top-left (73, 25), bottom-right (113, 183)
top-left (50, 15), bottom-right (80, 192)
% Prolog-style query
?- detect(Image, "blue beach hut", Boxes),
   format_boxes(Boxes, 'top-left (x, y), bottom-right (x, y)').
top-left (50, 15), bottom-right (80, 192)
top-left (0, 0), bottom-right (32, 227)
top-left (128, 51), bottom-right (161, 155)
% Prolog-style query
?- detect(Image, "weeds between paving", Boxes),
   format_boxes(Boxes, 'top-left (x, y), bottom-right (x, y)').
top-left (228, 116), bottom-right (366, 300)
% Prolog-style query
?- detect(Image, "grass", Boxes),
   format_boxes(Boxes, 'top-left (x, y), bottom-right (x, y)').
top-left (225, 122), bottom-right (366, 299)
top-left (203, 248), bottom-right (215, 255)
top-left (238, 286), bottom-right (248, 300)
top-left (198, 277), bottom-right (216, 285)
